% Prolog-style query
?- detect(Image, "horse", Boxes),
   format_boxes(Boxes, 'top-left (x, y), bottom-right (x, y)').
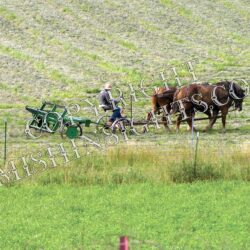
top-left (206, 80), bottom-right (245, 131)
top-left (146, 86), bottom-right (177, 131)
top-left (171, 81), bottom-right (246, 132)
top-left (170, 82), bottom-right (215, 131)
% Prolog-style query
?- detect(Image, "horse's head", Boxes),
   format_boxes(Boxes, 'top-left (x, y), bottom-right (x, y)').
top-left (169, 102), bottom-right (178, 115)
top-left (229, 81), bottom-right (246, 111)
top-left (169, 89), bottom-right (181, 115)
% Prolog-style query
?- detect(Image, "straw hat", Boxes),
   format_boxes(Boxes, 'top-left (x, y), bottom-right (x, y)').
top-left (104, 83), bottom-right (112, 90)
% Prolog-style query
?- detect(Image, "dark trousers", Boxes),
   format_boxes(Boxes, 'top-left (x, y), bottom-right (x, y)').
top-left (109, 107), bottom-right (122, 122)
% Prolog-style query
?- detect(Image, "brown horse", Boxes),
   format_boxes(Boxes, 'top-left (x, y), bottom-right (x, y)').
top-left (147, 86), bottom-right (177, 131)
top-left (206, 80), bottom-right (245, 131)
top-left (171, 81), bottom-right (245, 132)
top-left (171, 83), bottom-right (210, 132)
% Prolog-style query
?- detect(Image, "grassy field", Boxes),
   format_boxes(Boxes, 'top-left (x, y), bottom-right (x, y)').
top-left (0, 181), bottom-right (249, 249)
top-left (0, 0), bottom-right (250, 249)
top-left (1, 141), bottom-right (248, 186)
top-left (0, 139), bottom-right (249, 249)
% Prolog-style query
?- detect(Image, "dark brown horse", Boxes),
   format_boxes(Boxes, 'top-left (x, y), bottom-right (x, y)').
top-left (147, 86), bottom-right (177, 131)
top-left (171, 81), bottom-right (245, 132)
top-left (206, 80), bottom-right (245, 131)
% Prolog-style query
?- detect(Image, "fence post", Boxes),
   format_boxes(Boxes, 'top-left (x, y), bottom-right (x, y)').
top-left (193, 132), bottom-right (199, 178)
top-left (4, 119), bottom-right (7, 164)
top-left (191, 114), bottom-right (195, 147)
top-left (120, 236), bottom-right (129, 250)
top-left (130, 94), bottom-right (133, 121)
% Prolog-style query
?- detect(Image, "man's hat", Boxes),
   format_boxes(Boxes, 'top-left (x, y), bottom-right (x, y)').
top-left (104, 83), bottom-right (112, 90)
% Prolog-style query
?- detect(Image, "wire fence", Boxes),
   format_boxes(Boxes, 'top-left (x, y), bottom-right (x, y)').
top-left (0, 122), bottom-right (249, 187)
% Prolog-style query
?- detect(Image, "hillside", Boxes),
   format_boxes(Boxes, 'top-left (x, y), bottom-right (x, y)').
top-left (0, 0), bottom-right (249, 104)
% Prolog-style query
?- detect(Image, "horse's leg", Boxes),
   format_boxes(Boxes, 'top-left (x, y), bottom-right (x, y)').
top-left (205, 109), bottom-right (219, 131)
top-left (186, 112), bottom-right (196, 132)
top-left (162, 115), bottom-right (171, 132)
top-left (186, 118), bottom-right (196, 132)
top-left (176, 114), bottom-right (182, 132)
top-left (162, 105), bottom-right (172, 132)
top-left (167, 104), bottom-right (172, 132)
top-left (210, 109), bottom-right (219, 129)
top-left (202, 109), bottom-right (212, 132)
top-left (204, 109), bottom-right (212, 120)
top-left (220, 107), bottom-right (228, 133)
top-left (221, 115), bottom-right (227, 133)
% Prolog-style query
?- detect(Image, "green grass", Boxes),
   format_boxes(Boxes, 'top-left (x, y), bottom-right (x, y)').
top-left (0, 6), bottom-right (16, 20)
top-left (178, 6), bottom-right (192, 18)
top-left (0, 181), bottom-right (249, 249)
top-left (118, 39), bottom-right (137, 51)
top-left (160, 0), bottom-right (174, 7)
top-left (0, 45), bottom-right (76, 86)
top-left (1, 141), bottom-right (249, 187)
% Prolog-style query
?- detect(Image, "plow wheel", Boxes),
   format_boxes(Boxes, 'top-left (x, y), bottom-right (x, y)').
top-left (44, 111), bottom-right (62, 133)
top-left (96, 115), bottom-right (112, 136)
top-left (60, 123), bottom-right (83, 139)
top-left (96, 115), bottom-right (138, 141)
top-left (25, 117), bottom-right (43, 139)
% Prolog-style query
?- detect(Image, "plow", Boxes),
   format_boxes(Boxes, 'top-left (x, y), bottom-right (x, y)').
top-left (25, 102), bottom-right (97, 139)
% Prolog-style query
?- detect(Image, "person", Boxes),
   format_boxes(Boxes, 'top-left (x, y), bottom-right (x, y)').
top-left (99, 83), bottom-right (123, 126)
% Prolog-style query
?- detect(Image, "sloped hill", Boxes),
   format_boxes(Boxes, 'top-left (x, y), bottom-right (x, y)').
top-left (0, 0), bottom-right (249, 104)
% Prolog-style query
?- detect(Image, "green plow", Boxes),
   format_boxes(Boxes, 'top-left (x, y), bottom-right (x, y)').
top-left (25, 101), bottom-right (98, 139)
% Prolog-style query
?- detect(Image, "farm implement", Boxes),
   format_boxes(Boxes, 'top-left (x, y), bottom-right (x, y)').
top-left (25, 101), bottom-right (97, 139)
top-left (25, 101), bottom-right (142, 141)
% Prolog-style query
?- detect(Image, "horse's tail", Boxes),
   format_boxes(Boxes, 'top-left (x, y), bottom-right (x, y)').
top-left (151, 94), bottom-right (160, 114)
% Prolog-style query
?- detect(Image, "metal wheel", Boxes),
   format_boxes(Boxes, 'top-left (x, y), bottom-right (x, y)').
top-left (25, 118), bottom-right (43, 139)
top-left (96, 115), bottom-right (112, 136)
top-left (44, 112), bottom-right (63, 133)
top-left (60, 123), bottom-right (83, 139)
